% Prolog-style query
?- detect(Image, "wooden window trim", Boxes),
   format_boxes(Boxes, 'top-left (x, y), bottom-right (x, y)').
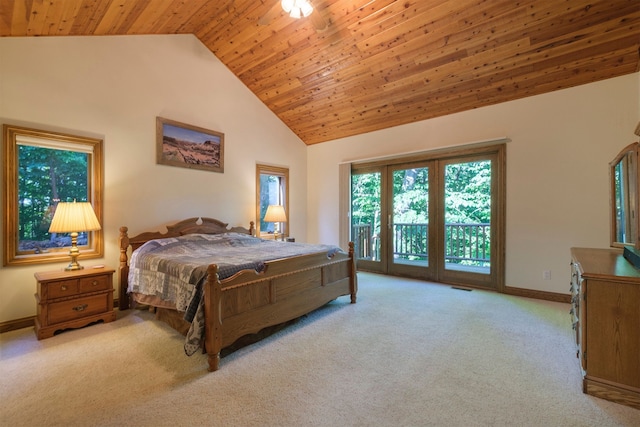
top-left (2, 124), bottom-right (104, 266)
top-left (255, 164), bottom-right (289, 238)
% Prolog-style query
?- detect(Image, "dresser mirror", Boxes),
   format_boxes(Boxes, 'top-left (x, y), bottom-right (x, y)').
top-left (610, 142), bottom-right (639, 249)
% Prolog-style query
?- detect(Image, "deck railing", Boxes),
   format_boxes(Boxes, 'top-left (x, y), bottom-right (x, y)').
top-left (352, 223), bottom-right (375, 260)
top-left (393, 222), bottom-right (428, 261)
top-left (443, 222), bottom-right (490, 266)
top-left (352, 222), bottom-right (490, 266)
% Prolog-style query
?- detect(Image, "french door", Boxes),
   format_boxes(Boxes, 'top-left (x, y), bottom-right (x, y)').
top-left (350, 144), bottom-right (504, 290)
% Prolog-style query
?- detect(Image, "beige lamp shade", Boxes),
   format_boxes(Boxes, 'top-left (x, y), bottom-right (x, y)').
top-left (49, 201), bottom-right (102, 233)
top-left (264, 204), bottom-right (287, 241)
top-left (264, 204), bottom-right (287, 223)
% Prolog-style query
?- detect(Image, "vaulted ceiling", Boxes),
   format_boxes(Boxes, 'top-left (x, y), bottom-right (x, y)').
top-left (1, 0), bottom-right (638, 145)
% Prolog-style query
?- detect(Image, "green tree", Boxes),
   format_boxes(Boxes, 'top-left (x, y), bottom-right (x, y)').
top-left (351, 172), bottom-right (381, 232)
top-left (444, 160), bottom-right (491, 224)
top-left (393, 167), bottom-right (429, 223)
top-left (18, 145), bottom-right (88, 247)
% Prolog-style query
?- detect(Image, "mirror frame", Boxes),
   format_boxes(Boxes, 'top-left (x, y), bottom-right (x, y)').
top-left (2, 124), bottom-right (104, 266)
top-left (610, 142), bottom-right (639, 249)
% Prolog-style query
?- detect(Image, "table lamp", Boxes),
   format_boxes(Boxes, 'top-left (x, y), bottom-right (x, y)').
top-left (264, 204), bottom-right (287, 241)
top-left (48, 200), bottom-right (101, 270)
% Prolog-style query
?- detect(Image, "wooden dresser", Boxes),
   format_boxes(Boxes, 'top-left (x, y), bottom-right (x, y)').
top-left (570, 248), bottom-right (640, 409)
top-left (34, 266), bottom-right (116, 339)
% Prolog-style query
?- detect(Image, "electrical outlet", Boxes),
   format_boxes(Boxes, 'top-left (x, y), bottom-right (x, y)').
top-left (543, 270), bottom-right (551, 280)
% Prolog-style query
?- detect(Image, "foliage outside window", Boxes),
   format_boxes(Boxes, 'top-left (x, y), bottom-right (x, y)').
top-left (351, 170), bottom-right (382, 260)
top-left (442, 160), bottom-right (492, 268)
top-left (392, 166), bottom-right (430, 262)
top-left (255, 164), bottom-right (289, 238)
top-left (351, 158), bottom-right (493, 268)
top-left (2, 125), bottom-right (104, 266)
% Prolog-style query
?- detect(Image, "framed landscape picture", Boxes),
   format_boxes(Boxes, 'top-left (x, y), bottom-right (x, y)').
top-left (156, 117), bottom-right (224, 173)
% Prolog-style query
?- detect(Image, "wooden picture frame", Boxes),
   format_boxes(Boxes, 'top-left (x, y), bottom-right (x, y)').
top-left (156, 117), bottom-right (224, 173)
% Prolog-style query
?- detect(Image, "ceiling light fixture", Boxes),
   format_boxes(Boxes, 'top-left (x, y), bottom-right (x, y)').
top-left (281, 0), bottom-right (313, 19)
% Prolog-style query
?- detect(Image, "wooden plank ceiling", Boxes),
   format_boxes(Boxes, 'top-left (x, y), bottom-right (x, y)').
top-left (1, 0), bottom-right (639, 145)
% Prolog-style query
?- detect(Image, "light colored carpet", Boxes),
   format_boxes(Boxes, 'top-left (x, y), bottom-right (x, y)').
top-left (1, 272), bottom-right (639, 426)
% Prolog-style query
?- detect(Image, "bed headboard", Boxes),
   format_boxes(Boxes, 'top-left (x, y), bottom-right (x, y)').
top-left (121, 217), bottom-right (254, 252)
top-left (118, 217), bottom-right (254, 310)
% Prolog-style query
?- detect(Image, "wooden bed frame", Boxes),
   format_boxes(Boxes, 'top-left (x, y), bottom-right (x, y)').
top-left (118, 217), bottom-right (357, 372)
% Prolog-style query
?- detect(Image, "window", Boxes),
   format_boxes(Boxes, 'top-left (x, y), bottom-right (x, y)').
top-left (3, 124), bottom-right (104, 266)
top-left (256, 164), bottom-right (289, 238)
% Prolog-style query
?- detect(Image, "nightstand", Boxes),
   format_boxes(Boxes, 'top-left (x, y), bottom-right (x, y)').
top-left (34, 266), bottom-right (116, 340)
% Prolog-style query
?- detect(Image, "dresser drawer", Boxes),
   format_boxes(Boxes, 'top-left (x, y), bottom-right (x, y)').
top-left (79, 274), bottom-right (111, 293)
top-left (46, 279), bottom-right (80, 299)
top-left (48, 293), bottom-right (109, 325)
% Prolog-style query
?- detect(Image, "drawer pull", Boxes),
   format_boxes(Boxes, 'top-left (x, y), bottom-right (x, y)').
top-left (61, 285), bottom-right (67, 291)
top-left (73, 304), bottom-right (89, 312)
top-left (91, 280), bottom-right (98, 286)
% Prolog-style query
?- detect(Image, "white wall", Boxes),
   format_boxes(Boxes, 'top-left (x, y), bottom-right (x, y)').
top-left (0, 35), bottom-right (307, 324)
top-left (307, 73), bottom-right (640, 294)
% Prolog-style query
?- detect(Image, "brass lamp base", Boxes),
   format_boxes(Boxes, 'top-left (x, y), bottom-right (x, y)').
top-left (64, 232), bottom-right (84, 271)
top-left (64, 261), bottom-right (84, 271)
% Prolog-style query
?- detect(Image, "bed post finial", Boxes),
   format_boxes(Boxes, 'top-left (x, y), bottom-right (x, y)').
top-left (119, 226), bottom-right (129, 259)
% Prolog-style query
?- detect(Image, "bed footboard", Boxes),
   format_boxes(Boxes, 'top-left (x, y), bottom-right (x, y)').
top-left (204, 242), bottom-right (357, 371)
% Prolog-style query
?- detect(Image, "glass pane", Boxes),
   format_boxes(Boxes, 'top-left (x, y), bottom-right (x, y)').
top-left (259, 174), bottom-right (282, 233)
top-left (18, 145), bottom-right (89, 253)
top-left (392, 167), bottom-right (429, 266)
top-left (351, 172), bottom-right (381, 262)
top-left (444, 160), bottom-right (491, 274)
top-left (614, 160), bottom-right (628, 242)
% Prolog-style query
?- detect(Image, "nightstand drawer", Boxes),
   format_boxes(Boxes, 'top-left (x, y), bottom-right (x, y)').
top-left (47, 279), bottom-right (80, 299)
top-left (48, 293), bottom-right (109, 325)
top-left (79, 275), bottom-right (110, 293)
